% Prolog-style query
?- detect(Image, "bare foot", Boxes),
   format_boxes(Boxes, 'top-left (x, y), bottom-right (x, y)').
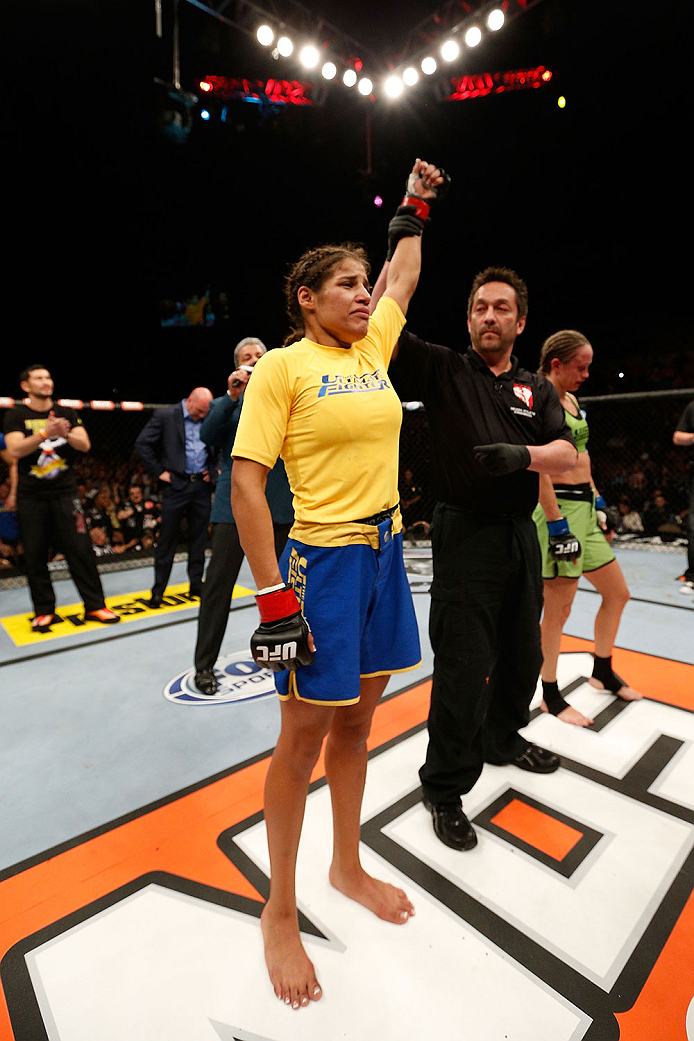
top-left (588, 678), bottom-right (643, 701)
top-left (540, 698), bottom-right (593, 727)
top-left (329, 864), bottom-right (415, 923)
top-left (260, 905), bottom-right (322, 1010)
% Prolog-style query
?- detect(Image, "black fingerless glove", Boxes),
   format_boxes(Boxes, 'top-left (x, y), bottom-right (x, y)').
top-left (547, 518), bottom-right (581, 562)
top-left (251, 585), bottom-right (314, 672)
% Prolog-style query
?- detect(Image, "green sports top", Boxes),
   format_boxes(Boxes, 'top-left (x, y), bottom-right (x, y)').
top-left (563, 396), bottom-right (589, 453)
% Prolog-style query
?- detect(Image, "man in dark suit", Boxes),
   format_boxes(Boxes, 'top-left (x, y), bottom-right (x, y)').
top-left (135, 387), bottom-right (214, 607)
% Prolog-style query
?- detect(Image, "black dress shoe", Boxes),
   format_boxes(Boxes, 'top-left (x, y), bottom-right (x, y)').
top-left (423, 798), bottom-right (478, 851)
top-left (510, 743), bottom-right (561, 773)
top-left (194, 668), bottom-right (218, 696)
top-left (189, 585), bottom-right (203, 598)
top-left (148, 594), bottom-right (163, 609)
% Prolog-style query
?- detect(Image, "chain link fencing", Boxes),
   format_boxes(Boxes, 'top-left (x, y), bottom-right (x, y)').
top-left (398, 388), bottom-right (694, 563)
top-left (2, 389), bottom-right (693, 592)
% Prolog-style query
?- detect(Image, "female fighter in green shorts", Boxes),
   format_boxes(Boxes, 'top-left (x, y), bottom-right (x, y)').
top-left (533, 329), bottom-right (642, 726)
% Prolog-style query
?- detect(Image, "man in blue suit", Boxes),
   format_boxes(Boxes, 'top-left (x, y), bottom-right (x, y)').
top-left (192, 338), bottom-right (293, 696)
top-left (135, 386), bottom-right (214, 607)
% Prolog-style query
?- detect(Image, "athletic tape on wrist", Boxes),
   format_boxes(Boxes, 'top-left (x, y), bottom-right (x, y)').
top-left (547, 517), bottom-right (570, 536)
top-left (399, 195), bottom-right (430, 220)
top-left (255, 585), bottom-right (300, 622)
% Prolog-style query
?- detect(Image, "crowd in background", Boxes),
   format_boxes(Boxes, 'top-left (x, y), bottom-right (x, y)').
top-left (0, 451), bottom-right (166, 574)
top-left (1, 365), bottom-right (693, 578)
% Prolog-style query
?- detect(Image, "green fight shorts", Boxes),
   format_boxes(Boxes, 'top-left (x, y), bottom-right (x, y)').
top-left (533, 484), bottom-right (615, 580)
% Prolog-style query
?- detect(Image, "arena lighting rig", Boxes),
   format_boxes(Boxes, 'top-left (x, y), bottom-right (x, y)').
top-left (179, 0), bottom-right (550, 103)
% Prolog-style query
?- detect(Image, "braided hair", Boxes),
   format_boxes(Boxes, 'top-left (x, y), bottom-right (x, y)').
top-left (537, 329), bottom-right (590, 375)
top-left (282, 243), bottom-right (370, 348)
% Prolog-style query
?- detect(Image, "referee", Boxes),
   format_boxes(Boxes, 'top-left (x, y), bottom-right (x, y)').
top-left (387, 266), bottom-right (578, 851)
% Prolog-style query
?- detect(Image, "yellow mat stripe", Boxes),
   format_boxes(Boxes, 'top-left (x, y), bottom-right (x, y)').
top-left (1, 581), bottom-right (255, 646)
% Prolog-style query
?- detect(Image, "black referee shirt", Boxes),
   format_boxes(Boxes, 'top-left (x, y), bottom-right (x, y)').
top-left (391, 332), bottom-right (575, 517)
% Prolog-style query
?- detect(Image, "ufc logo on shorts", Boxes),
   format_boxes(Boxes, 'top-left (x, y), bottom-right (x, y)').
top-left (255, 641), bottom-right (298, 663)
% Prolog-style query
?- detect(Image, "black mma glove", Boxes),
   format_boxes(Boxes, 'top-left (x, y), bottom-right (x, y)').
top-left (251, 585), bottom-right (314, 672)
top-left (594, 493), bottom-right (618, 535)
top-left (473, 443), bottom-right (531, 476)
top-left (386, 165), bottom-right (451, 261)
top-left (547, 518), bottom-right (581, 562)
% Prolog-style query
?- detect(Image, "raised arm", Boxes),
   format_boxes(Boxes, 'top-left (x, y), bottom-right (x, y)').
top-left (371, 158), bottom-right (449, 319)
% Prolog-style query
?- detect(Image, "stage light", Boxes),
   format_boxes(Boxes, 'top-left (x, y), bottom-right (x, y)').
top-left (558, 95), bottom-right (566, 108)
top-left (322, 61), bottom-right (337, 79)
top-left (487, 9), bottom-right (505, 31)
top-left (441, 40), bottom-right (459, 62)
top-left (277, 36), bottom-right (293, 57)
top-left (465, 27), bottom-right (482, 47)
top-left (300, 44), bottom-right (319, 68)
top-left (256, 24), bottom-right (274, 46)
top-left (200, 109), bottom-right (210, 120)
top-left (199, 80), bottom-right (212, 92)
top-left (384, 75), bottom-right (404, 98)
top-left (343, 68), bottom-right (357, 87)
top-left (374, 195), bottom-right (383, 207)
top-left (403, 67), bottom-right (418, 86)
top-left (358, 77), bottom-right (373, 95)
top-left (618, 372), bottom-right (624, 379)
top-left (421, 56), bottom-right (437, 75)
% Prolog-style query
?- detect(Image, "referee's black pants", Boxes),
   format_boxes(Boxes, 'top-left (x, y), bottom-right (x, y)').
top-left (193, 521), bottom-right (291, 672)
top-left (419, 503), bottom-right (544, 806)
top-left (17, 492), bottom-right (106, 616)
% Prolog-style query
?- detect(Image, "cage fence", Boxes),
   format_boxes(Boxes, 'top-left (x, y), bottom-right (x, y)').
top-left (397, 388), bottom-right (693, 558)
top-left (1, 389), bottom-right (693, 592)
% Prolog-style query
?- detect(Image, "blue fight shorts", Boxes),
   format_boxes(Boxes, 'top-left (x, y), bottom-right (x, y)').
top-left (275, 522), bottom-right (421, 706)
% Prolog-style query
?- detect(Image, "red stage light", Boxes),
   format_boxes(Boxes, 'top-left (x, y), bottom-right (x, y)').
top-left (447, 65), bottom-right (552, 101)
top-left (202, 75), bottom-right (315, 105)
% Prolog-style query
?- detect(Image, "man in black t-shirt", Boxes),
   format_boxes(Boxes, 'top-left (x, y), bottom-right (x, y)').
top-left (386, 267), bottom-right (577, 852)
top-left (3, 364), bottom-right (120, 631)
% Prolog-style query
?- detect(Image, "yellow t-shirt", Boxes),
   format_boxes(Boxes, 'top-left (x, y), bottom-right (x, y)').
top-left (232, 294), bottom-right (406, 548)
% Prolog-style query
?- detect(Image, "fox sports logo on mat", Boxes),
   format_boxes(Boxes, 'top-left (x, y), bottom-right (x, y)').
top-left (164, 651), bottom-right (278, 705)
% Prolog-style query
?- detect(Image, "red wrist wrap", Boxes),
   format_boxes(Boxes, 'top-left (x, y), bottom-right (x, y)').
top-left (400, 195), bottom-right (431, 220)
top-left (256, 585), bottom-right (300, 622)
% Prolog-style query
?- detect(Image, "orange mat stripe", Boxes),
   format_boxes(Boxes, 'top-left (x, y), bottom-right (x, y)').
top-left (490, 799), bottom-right (583, 861)
top-left (0, 638), bottom-right (691, 1038)
top-left (615, 884), bottom-right (694, 1041)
